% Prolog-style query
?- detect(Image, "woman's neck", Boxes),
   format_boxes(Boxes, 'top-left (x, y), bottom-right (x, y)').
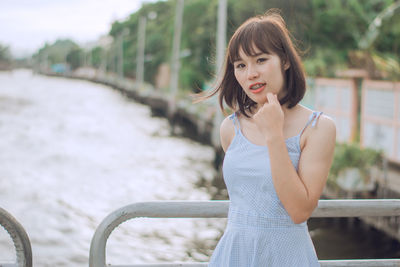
top-left (250, 102), bottom-right (293, 117)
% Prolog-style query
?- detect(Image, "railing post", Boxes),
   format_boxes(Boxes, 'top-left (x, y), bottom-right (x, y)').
top-left (0, 207), bottom-right (32, 267)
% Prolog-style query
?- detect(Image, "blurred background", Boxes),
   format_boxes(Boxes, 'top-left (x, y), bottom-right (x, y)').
top-left (1, 0), bottom-right (400, 266)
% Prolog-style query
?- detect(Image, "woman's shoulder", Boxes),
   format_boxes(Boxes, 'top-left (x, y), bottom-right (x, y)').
top-left (299, 105), bottom-right (336, 132)
top-left (220, 115), bottom-right (234, 132)
top-left (317, 113), bottom-right (336, 141)
top-left (302, 107), bottom-right (336, 145)
top-left (220, 113), bottom-right (237, 152)
top-left (295, 105), bottom-right (336, 148)
top-left (309, 106), bottom-right (336, 137)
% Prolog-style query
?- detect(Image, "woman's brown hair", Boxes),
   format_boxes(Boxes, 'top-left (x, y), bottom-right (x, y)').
top-left (203, 9), bottom-right (306, 117)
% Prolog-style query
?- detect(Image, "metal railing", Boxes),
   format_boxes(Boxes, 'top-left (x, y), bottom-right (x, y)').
top-left (89, 200), bottom-right (400, 267)
top-left (0, 207), bottom-right (32, 267)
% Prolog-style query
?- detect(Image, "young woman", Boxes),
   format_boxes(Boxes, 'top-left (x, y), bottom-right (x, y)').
top-left (206, 10), bottom-right (336, 266)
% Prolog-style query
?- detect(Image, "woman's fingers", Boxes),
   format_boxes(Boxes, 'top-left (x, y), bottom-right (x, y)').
top-left (266, 92), bottom-right (278, 104)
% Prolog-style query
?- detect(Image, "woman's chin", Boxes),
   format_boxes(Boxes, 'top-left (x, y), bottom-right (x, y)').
top-left (256, 98), bottom-right (268, 106)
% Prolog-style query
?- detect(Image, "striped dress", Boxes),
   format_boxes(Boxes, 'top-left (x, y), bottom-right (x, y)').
top-left (209, 111), bottom-right (323, 267)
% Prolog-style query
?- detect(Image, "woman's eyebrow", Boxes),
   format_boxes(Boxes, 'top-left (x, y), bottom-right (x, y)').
top-left (251, 52), bottom-right (266, 57)
top-left (233, 52), bottom-right (268, 63)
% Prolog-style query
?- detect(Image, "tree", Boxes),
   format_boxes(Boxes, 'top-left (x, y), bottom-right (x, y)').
top-left (66, 48), bottom-right (84, 70)
top-left (0, 44), bottom-right (11, 62)
top-left (90, 46), bottom-right (104, 68)
top-left (0, 44), bottom-right (12, 70)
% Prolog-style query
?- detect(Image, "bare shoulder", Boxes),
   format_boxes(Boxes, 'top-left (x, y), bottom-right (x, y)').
top-left (296, 105), bottom-right (336, 143)
top-left (305, 113), bottom-right (336, 150)
top-left (315, 114), bottom-right (336, 140)
top-left (220, 115), bottom-right (236, 152)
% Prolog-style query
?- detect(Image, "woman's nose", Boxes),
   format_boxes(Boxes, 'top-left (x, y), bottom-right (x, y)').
top-left (247, 66), bottom-right (259, 80)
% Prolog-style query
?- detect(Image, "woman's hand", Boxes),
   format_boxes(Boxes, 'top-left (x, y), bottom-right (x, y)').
top-left (253, 93), bottom-right (284, 141)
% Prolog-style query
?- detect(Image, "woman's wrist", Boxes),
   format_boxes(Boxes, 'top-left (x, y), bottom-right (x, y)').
top-left (265, 132), bottom-right (285, 145)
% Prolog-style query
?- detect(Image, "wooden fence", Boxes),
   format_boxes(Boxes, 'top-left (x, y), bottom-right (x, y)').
top-left (303, 78), bottom-right (356, 143)
top-left (361, 80), bottom-right (400, 162)
top-left (306, 77), bottom-right (400, 163)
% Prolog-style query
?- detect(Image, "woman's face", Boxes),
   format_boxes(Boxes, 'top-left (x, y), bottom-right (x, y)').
top-left (233, 46), bottom-right (288, 108)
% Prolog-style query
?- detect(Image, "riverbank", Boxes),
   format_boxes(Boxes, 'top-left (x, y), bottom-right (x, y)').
top-left (41, 68), bottom-right (227, 183)
top-left (45, 69), bottom-right (216, 143)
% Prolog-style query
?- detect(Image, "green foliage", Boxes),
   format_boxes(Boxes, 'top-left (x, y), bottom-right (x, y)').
top-left (303, 48), bottom-right (348, 77)
top-left (34, 39), bottom-right (79, 66)
top-left (66, 48), bottom-right (84, 70)
top-left (108, 1), bottom-right (174, 80)
top-left (0, 43), bottom-right (12, 70)
top-left (329, 142), bottom-right (383, 183)
top-left (180, 0), bottom-right (218, 91)
top-left (90, 46), bottom-right (103, 68)
top-left (0, 44), bottom-right (11, 62)
top-left (373, 10), bottom-right (400, 78)
top-left (32, 0), bottom-right (400, 87)
top-left (371, 51), bottom-right (400, 80)
top-left (303, 0), bottom-right (399, 77)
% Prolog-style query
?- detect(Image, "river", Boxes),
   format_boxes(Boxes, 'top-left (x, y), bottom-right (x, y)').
top-left (0, 69), bottom-right (399, 266)
top-left (0, 69), bottom-right (221, 266)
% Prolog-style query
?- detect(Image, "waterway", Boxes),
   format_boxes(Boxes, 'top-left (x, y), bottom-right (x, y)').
top-left (0, 69), bottom-right (399, 266)
top-left (0, 69), bottom-right (220, 266)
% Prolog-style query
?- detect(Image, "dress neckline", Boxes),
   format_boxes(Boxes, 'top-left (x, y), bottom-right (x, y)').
top-left (227, 110), bottom-right (321, 153)
top-left (237, 128), bottom-right (301, 149)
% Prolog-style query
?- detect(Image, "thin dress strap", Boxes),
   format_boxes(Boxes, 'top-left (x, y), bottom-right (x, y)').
top-left (300, 111), bottom-right (323, 135)
top-left (229, 112), bottom-right (240, 133)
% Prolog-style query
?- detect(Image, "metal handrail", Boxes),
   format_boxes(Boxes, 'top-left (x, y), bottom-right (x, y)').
top-left (89, 200), bottom-right (400, 267)
top-left (0, 207), bottom-right (32, 267)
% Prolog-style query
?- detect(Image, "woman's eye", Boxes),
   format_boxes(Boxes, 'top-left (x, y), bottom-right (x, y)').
top-left (235, 63), bottom-right (245, 69)
top-left (257, 58), bottom-right (267, 63)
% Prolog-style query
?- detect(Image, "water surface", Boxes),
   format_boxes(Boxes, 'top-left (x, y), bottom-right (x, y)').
top-left (0, 69), bottom-right (221, 266)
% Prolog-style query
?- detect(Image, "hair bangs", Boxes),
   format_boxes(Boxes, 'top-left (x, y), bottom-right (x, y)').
top-left (228, 19), bottom-right (277, 64)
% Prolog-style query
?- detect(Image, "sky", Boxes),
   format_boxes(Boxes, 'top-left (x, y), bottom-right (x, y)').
top-left (0, 0), bottom-right (158, 57)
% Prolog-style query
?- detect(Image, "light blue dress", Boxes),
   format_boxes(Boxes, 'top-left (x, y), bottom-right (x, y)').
top-left (209, 111), bottom-right (323, 267)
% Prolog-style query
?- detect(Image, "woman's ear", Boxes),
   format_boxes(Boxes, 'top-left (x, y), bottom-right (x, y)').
top-left (283, 59), bottom-right (290, 70)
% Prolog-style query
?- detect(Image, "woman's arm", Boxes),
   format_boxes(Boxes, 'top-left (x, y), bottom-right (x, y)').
top-left (254, 93), bottom-right (336, 224)
top-left (220, 115), bottom-right (236, 152)
top-left (267, 115), bottom-right (336, 223)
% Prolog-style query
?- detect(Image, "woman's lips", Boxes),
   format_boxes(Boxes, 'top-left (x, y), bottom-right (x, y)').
top-left (249, 83), bottom-right (266, 94)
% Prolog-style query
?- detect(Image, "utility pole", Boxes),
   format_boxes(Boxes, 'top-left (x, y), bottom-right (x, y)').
top-left (100, 49), bottom-right (107, 74)
top-left (212, 0), bottom-right (227, 147)
top-left (117, 34), bottom-right (123, 78)
top-left (88, 49), bottom-right (93, 67)
top-left (168, 0), bottom-right (184, 116)
top-left (136, 16), bottom-right (147, 89)
top-left (99, 35), bottom-right (113, 75)
top-left (43, 50), bottom-right (49, 72)
top-left (117, 28), bottom-right (129, 79)
top-left (216, 0), bottom-right (227, 74)
top-left (110, 42), bottom-right (116, 75)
